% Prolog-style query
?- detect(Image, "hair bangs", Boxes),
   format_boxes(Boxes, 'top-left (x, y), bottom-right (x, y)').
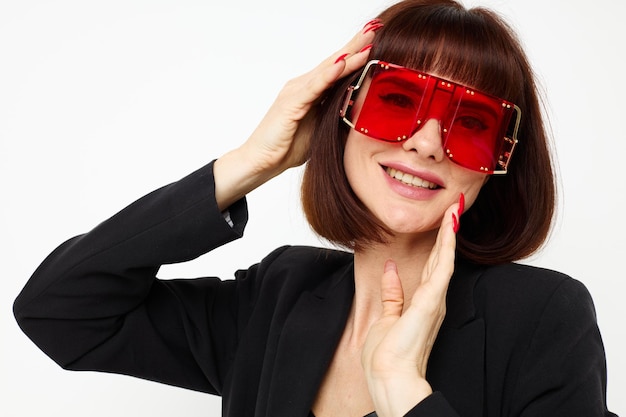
top-left (371, 3), bottom-right (524, 103)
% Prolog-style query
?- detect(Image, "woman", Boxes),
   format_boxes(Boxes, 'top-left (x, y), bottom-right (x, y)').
top-left (14, 0), bottom-right (616, 416)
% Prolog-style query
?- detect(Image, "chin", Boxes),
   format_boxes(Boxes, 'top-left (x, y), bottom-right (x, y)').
top-left (382, 213), bottom-right (441, 236)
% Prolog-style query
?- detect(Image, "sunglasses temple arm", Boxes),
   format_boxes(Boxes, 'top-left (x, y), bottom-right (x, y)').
top-left (493, 104), bottom-right (522, 174)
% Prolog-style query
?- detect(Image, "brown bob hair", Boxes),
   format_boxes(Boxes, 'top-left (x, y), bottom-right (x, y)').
top-left (301, 0), bottom-right (555, 265)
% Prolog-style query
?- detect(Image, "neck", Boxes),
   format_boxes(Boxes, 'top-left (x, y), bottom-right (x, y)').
top-left (344, 230), bottom-right (439, 347)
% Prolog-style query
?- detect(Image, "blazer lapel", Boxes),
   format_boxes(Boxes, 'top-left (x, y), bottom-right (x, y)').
top-left (427, 261), bottom-right (486, 417)
top-left (265, 262), bottom-right (355, 417)
top-left (262, 259), bottom-right (485, 417)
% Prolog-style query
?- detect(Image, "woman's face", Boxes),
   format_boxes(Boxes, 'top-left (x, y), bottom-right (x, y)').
top-left (343, 117), bottom-right (487, 238)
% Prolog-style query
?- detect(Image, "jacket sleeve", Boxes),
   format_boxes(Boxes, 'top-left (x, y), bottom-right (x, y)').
top-left (402, 392), bottom-right (460, 417)
top-left (13, 161), bottom-right (253, 395)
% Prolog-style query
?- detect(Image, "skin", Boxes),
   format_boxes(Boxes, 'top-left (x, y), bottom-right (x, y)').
top-left (214, 24), bottom-right (487, 417)
top-left (347, 120), bottom-right (486, 414)
top-left (344, 120), bottom-right (485, 241)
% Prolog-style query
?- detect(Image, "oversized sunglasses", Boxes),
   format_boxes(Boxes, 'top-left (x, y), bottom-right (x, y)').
top-left (340, 60), bottom-right (521, 174)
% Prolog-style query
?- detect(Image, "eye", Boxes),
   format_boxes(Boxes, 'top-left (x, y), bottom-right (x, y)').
top-left (455, 115), bottom-right (488, 131)
top-left (378, 93), bottom-right (416, 110)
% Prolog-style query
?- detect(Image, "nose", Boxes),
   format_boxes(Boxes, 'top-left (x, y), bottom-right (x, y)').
top-left (401, 118), bottom-right (445, 162)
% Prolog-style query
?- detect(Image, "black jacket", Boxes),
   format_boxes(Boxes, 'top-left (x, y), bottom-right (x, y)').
top-left (14, 162), bottom-right (616, 416)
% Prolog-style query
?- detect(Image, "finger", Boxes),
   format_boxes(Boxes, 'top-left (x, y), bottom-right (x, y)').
top-left (272, 23), bottom-right (379, 127)
top-left (419, 202), bottom-right (459, 293)
top-left (434, 204), bottom-right (458, 270)
top-left (323, 19), bottom-right (379, 67)
top-left (303, 21), bottom-right (380, 97)
top-left (381, 259), bottom-right (404, 318)
top-left (289, 47), bottom-right (366, 114)
top-left (334, 44), bottom-right (373, 77)
top-left (308, 27), bottom-right (376, 91)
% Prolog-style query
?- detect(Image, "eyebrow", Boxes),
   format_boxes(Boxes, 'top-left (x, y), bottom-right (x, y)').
top-left (373, 72), bottom-right (427, 95)
top-left (456, 98), bottom-right (501, 121)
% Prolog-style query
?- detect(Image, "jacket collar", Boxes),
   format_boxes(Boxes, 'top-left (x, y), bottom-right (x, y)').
top-left (265, 261), bottom-right (355, 417)
top-left (443, 259), bottom-right (484, 328)
top-left (430, 259), bottom-right (486, 414)
top-left (265, 257), bottom-right (485, 416)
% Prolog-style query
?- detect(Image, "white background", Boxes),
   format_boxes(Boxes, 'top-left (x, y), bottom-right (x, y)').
top-left (1, 0), bottom-right (624, 415)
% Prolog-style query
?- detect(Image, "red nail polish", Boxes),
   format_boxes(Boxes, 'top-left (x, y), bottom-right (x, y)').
top-left (452, 213), bottom-right (459, 234)
top-left (334, 53), bottom-right (349, 64)
top-left (362, 18), bottom-right (381, 29)
top-left (363, 23), bottom-right (384, 34)
top-left (458, 192), bottom-right (465, 217)
top-left (359, 44), bottom-right (373, 53)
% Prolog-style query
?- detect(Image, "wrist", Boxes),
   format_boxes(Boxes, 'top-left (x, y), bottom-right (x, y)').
top-left (213, 146), bottom-right (284, 211)
top-left (235, 141), bottom-right (286, 179)
top-left (368, 376), bottom-right (432, 417)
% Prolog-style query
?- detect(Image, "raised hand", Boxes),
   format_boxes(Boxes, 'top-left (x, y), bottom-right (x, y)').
top-left (361, 200), bottom-right (461, 417)
top-left (214, 21), bottom-right (380, 210)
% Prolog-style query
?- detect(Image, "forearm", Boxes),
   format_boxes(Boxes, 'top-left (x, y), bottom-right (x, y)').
top-left (14, 161), bottom-right (247, 368)
top-left (213, 145), bottom-right (285, 211)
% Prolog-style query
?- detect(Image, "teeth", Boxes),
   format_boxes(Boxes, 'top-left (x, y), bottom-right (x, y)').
top-left (386, 167), bottom-right (438, 189)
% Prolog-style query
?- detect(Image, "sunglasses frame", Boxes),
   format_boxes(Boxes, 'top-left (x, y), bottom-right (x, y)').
top-left (340, 60), bottom-right (521, 174)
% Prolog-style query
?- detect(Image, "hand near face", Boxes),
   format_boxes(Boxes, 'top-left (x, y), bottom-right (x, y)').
top-left (214, 23), bottom-right (378, 210)
top-left (361, 202), bottom-right (460, 417)
top-left (242, 25), bottom-right (376, 175)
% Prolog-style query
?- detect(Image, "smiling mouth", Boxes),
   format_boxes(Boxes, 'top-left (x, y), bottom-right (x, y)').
top-left (384, 167), bottom-right (440, 189)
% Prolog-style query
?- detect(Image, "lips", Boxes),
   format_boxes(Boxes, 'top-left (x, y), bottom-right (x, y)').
top-left (384, 166), bottom-right (440, 189)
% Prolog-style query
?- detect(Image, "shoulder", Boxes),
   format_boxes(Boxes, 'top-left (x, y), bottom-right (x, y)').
top-left (264, 245), bottom-right (354, 270)
top-left (477, 263), bottom-right (592, 307)
top-left (234, 245), bottom-right (354, 299)
top-left (263, 245), bottom-right (353, 288)
top-left (471, 262), bottom-right (597, 331)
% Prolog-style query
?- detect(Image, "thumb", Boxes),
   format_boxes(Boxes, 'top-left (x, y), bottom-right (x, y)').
top-left (381, 259), bottom-right (404, 318)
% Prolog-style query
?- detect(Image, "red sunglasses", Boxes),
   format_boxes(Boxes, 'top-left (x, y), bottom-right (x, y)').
top-left (340, 60), bottom-right (520, 174)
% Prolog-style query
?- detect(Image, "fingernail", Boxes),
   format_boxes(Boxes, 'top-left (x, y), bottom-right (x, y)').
top-left (359, 44), bottom-right (373, 53)
top-left (334, 53), bottom-right (349, 64)
top-left (362, 18), bottom-right (381, 29)
top-left (458, 192), bottom-right (465, 217)
top-left (452, 213), bottom-right (459, 234)
top-left (363, 23), bottom-right (384, 34)
top-left (384, 259), bottom-right (397, 273)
